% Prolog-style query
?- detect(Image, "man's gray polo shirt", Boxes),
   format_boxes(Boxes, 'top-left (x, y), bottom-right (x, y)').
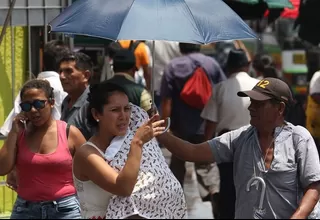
top-left (72, 102), bottom-right (93, 140)
top-left (61, 88), bottom-right (89, 124)
top-left (208, 123), bottom-right (320, 219)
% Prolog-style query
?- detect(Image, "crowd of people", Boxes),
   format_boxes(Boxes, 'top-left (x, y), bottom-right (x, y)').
top-left (0, 38), bottom-right (319, 219)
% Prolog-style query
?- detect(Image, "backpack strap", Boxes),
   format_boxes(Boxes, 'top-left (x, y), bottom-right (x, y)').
top-left (116, 40), bottom-right (141, 52)
top-left (66, 123), bottom-right (71, 139)
top-left (116, 41), bottom-right (123, 48)
top-left (128, 40), bottom-right (134, 50)
top-left (186, 55), bottom-right (210, 80)
top-left (187, 55), bottom-right (202, 67)
top-left (128, 40), bottom-right (141, 52)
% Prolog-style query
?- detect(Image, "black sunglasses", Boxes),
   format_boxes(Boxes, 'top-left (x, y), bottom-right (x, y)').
top-left (20, 100), bottom-right (48, 112)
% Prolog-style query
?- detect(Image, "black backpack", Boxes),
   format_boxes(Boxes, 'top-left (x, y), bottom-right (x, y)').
top-left (107, 40), bottom-right (141, 59)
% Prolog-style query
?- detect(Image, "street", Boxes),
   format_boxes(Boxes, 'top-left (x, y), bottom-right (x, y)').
top-left (161, 149), bottom-right (214, 219)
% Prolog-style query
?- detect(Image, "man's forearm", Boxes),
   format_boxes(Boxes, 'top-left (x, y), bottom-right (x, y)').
top-left (291, 182), bottom-right (320, 219)
top-left (161, 98), bottom-right (172, 120)
top-left (158, 132), bottom-right (215, 163)
top-left (157, 132), bottom-right (195, 161)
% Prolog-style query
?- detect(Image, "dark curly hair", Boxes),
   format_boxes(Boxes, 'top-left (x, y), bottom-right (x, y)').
top-left (87, 82), bottom-right (128, 128)
top-left (20, 79), bottom-right (54, 100)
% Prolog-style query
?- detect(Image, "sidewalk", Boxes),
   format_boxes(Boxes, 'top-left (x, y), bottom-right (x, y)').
top-left (161, 148), bottom-right (214, 219)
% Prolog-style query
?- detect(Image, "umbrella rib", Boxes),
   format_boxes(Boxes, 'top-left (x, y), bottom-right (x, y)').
top-left (53, 31), bottom-right (118, 42)
top-left (181, 1), bottom-right (205, 43)
top-left (116, 0), bottom-right (136, 40)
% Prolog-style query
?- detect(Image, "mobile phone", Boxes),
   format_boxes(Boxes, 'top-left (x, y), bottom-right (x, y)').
top-left (19, 111), bottom-right (29, 130)
top-left (19, 119), bottom-right (27, 130)
top-left (23, 120), bottom-right (27, 130)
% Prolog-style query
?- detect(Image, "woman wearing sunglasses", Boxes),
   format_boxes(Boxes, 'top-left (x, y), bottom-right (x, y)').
top-left (0, 79), bottom-right (86, 219)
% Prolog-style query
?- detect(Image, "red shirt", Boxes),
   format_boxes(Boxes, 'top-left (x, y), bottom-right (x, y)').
top-left (16, 120), bottom-right (76, 201)
top-left (281, 0), bottom-right (300, 19)
top-left (264, 0), bottom-right (299, 19)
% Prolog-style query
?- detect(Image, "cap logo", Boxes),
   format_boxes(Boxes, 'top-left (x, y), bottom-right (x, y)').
top-left (256, 79), bottom-right (270, 89)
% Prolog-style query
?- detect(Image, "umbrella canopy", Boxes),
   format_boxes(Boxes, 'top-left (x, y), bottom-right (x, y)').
top-left (49, 0), bottom-right (257, 44)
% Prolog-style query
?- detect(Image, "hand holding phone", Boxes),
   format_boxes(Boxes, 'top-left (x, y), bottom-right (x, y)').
top-left (11, 113), bottom-right (28, 134)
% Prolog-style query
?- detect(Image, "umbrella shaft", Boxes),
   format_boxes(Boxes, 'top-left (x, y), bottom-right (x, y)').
top-left (151, 40), bottom-right (156, 103)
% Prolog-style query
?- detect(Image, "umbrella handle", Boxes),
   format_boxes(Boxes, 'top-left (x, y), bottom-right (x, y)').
top-left (246, 176), bottom-right (266, 210)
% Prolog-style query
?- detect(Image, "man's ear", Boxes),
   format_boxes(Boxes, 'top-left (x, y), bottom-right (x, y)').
top-left (279, 102), bottom-right (286, 115)
top-left (84, 70), bottom-right (91, 83)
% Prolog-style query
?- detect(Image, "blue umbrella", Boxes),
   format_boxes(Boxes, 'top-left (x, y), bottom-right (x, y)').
top-left (49, 0), bottom-right (257, 44)
top-left (49, 0), bottom-right (257, 102)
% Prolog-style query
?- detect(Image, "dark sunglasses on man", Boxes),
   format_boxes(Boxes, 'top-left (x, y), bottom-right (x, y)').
top-left (19, 100), bottom-right (48, 112)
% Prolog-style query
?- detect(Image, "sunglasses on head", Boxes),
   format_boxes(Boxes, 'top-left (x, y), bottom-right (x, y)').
top-left (20, 100), bottom-right (48, 112)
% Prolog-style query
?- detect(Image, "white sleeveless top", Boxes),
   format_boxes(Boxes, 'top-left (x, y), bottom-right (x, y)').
top-left (73, 142), bottom-right (112, 219)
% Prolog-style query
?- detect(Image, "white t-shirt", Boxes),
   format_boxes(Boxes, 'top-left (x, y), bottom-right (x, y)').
top-left (201, 72), bottom-right (259, 134)
top-left (146, 41), bottom-right (181, 94)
